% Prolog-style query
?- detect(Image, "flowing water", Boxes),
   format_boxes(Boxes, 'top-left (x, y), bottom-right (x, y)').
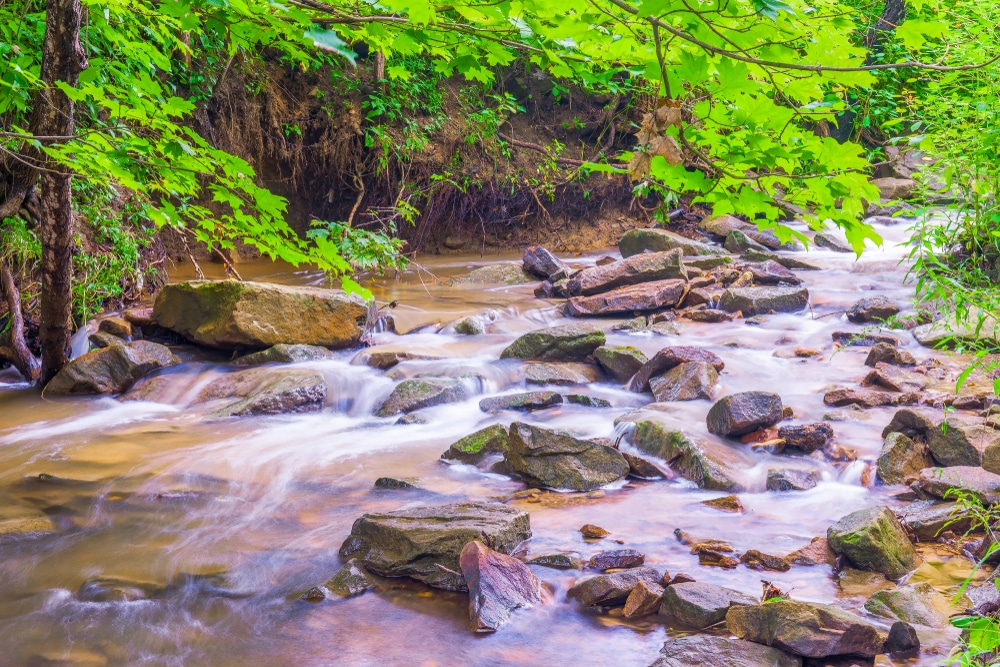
top-left (0, 219), bottom-right (978, 666)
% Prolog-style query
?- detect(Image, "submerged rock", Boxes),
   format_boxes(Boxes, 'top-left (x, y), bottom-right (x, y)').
top-left (154, 280), bottom-right (368, 349)
top-left (164, 366), bottom-right (326, 417)
top-left (455, 263), bottom-right (534, 285)
top-left (375, 379), bottom-right (470, 417)
top-left (706, 391), bottom-right (783, 437)
top-left (338, 501), bottom-right (531, 591)
top-left (479, 391), bottom-right (562, 412)
top-left (726, 600), bottom-right (886, 659)
top-left (628, 420), bottom-right (748, 491)
top-left (504, 422), bottom-right (629, 491)
top-left (658, 581), bottom-right (756, 629)
top-left (827, 506), bottom-right (918, 580)
top-left (650, 635), bottom-right (802, 667)
top-left (44, 341), bottom-right (177, 396)
top-left (325, 559), bottom-right (375, 597)
top-left (718, 286), bottom-right (809, 316)
top-left (442, 425), bottom-right (510, 464)
top-left (500, 323), bottom-right (605, 362)
top-left (622, 451), bottom-right (668, 479)
top-left (460, 540), bottom-right (541, 632)
top-left (619, 228), bottom-right (723, 258)
top-left (648, 361), bottom-right (719, 402)
top-left (234, 344), bottom-right (335, 365)
top-left (567, 566), bottom-right (661, 606)
top-left (594, 345), bottom-right (648, 383)
top-left (567, 248), bottom-right (687, 296)
top-left (565, 279), bottom-right (687, 316)
top-left (864, 581), bottom-right (961, 628)
top-left (77, 577), bottom-right (164, 603)
top-left (454, 316), bottom-right (486, 335)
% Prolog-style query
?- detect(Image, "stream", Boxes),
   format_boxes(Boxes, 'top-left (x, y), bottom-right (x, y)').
top-left (0, 219), bottom-right (978, 666)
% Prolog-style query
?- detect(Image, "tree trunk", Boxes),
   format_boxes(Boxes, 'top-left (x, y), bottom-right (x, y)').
top-left (35, 0), bottom-right (87, 384)
top-left (0, 262), bottom-right (39, 381)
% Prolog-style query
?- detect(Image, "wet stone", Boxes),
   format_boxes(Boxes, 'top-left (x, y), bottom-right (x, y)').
top-left (44, 341), bottom-right (178, 396)
top-left (895, 500), bottom-right (972, 541)
top-left (619, 228), bottom-right (723, 258)
top-left (832, 330), bottom-right (902, 347)
top-left (628, 420), bottom-right (747, 491)
top-left (454, 316), bottom-right (486, 335)
top-left (565, 279), bottom-right (688, 317)
top-left (876, 432), bottom-right (933, 485)
top-left (785, 537), bottom-right (836, 567)
top-left (629, 346), bottom-right (725, 393)
top-left (827, 506), bottom-right (919, 580)
top-left (778, 423), bottom-right (833, 453)
top-left (567, 248), bottom-right (687, 296)
top-left (460, 540), bottom-right (541, 633)
top-left (580, 524), bottom-right (610, 538)
top-left (739, 260), bottom-right (803, 286)
top-left (594, 345), bottom-right (648, 383)
top-left (701, 495), bottom-right (744, 513)
top-left (862, 363), bottom-right (929, 393)
top-left (622, 452), bottom-right (668, 480)
top-left (884, 621), bottom-right (920, 654)
top-left (325, 559), bottom-right (375, 597)
top-left (89, 331), bottom-right (125, 349)
top-left (373, 477), bottom-right (419, 490)
top-left (847, 296), bottom-right (901, 324)
top-left (823, 388), bottom-right (918, 409)
top-left (648, 361), bottom-right (719, 402)
top-left (863, 581), bottom-right (959, 628)
top-left (589, 549), bottom-right (645, 570)
top-left (187, 366), bottom-right (327, 417)
top-left (504, 422), bottom-right (629, 491)
top-left (500, 323), bottom-right (605, 362)
top-left (233, 344), bottom-right (334, 365)
top-left (658, 581), bottom-right (757, 629)
top-left (568, 567), bottom-right (661, 607)
top-left (522, 361), bottom-right (605, 386)
top-left (441, 424), bottom-right (509, 465)
top-left (479, 391), bottom-right (562, 412)
top-left (375, 378), bottom-right (470, 417)
top-left (77, 577), bottom-right (163, 603)
top-left (718, 286), bottom-right (809, 316)
top-left (623, 580), bottom-right (664, 619)
top-left (740, 550), bottom-right (791, 572)
top-left (929, 414), bottom-right (1000, 467)
top-left (455, 264), bottom-right (534, 285)
top-left (650, 635), bottom-right (802, 667)
top-left (914, 466), bottom-right (1000, 505)
top-left (522, 245), bottom-right (568, 280)
top-left (766, 468), bottom-right (819, 492)
top-left (707, 391), bottom-right (784, 437)
top-left (565, 394), bottom-right (612, 408)
top-left (527, 554), bottom-right (584, 570)
top-left (865, 342), bottom-right (916, 367)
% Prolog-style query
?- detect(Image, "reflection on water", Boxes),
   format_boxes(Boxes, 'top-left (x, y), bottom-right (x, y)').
top-left (0, 220), bottom-right (973, 665)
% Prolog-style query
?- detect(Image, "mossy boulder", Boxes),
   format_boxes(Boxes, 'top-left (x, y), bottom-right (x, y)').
top-left (504, 422), bottom-right (629, 491)
top-left (442, 424), bottom-right (510, 464)
top-left (500, 323), bottom-right (605, 362)
top-left (627, 420), bottom-right (747, 491)
top-left (480, 391), bottom-right (562, 412)
top-left (594, 345), bottom-right (648, 383)
top-left (338, 501), bottom-right (531, 591)
top-left (44, 340), bottom-right (178, 396)
top-left (864, 581), bottom-right (965, 628)
top-left (233, 344), bottom-right (335, 365)
top-left (827, 506), bottom-right (919, 580)
top-left (325, 559), bottom-right (375, 597)
top-left (376, 379), bottom-right (470, 417)
top-left (154, 280), bottom-right (368, 349)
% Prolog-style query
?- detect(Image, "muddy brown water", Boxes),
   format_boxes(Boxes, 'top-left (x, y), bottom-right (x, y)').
top-left (0, 220), bottom-right (980, 666)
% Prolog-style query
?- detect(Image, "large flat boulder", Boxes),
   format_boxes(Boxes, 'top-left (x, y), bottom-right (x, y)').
top-left (650, 635), bottom-right (801, 667)
top-left (338, 502), bottom-right (531, 591)
top-left (154, 280), bottom-right (368, 349)
top-left (718, 286), bottom-right (809, 316)
top-left (827, 506), bottom-right (918, 580)
top-left (567, 249), bottom-right (687, 296)
top-left (627, 419), bottom-right (748, 491)
top-left (726, 600), bottom-right (886, 658)
top-left (504, 422), bottom-right (629, 491)
top-left (895, 500), bottom-right (972, 541)
top-left (658, 581), bottom-right (756, 629)
top-left (619, 228), bottom-right (723, 257)
top-left (565, 279), bottom-right (687, 316)
top-left (500, 324), bottom-right (605, 362)
top-left (193, 366), bottom-right (327, 417)
top-left (44, 341), bottom-right (178, 396)
top-left (914, 466), bottom-right (1000, 504)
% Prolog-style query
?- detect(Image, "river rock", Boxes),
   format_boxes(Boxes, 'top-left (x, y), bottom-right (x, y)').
top-left (895, 500), bottom-right (972, 541)
top-left (698, 214), bottom-right (748, 238)
top-left (454, 316), bottom-right (486, 335)
top-left (876, 432), bottom-right (933, 485)
top-left (589, 549), bottom-right (645, 570)
top-left (823, 388), bottom-right (917, 409)
top-left (885, 621), bottom-right (920, 653)
top-left (741, 260), bottom-right (802, 286)
top-left (874, 177), bottom-right (917, 200)
top-left (501, 324), bottom-right (605, 362)
top-left (847, 296), bottom-right (901, 324)
top-left (785, 537), bottom-right (837, 567)
top-left (325, 559), bottom-right (375, 597)
top-left (864, 581), bottom-right (960, 628)
top-left (527, 554), bottom-right (584, 569)
top-left (659, 581), bottom-right (757, 629)
top-left (565, 279), bottom-right (687, 316)
top-left (726, 600), bottom-right (886, 658)
top-left (719, 286), bottom-right (809, 316)
top-left (567, 566), bottom-right (661, 606)
top-left (480, 391), bottom-right (562, 412)
top-left (455, 263), bottom-right (534, 285)
top-left (707, 391), bottom-right (783, 437)
top-left (623, 580), bottom-right (664, 619)
top-left (814, 232), bottom-right (853, 253)
top-left (724, 229), bottom-right (768, 253)
top-left (193, 366), bottom-right (327, 417)
top-left (98, 315), bottom-right (132, 338)
top-left (44, 341), bottom-right (178, 396)
top-left (928, 415), bottom-right (1000, 467)
top-left (649, 361), bottom-right (719, 402)
top-left (629, 346), bottom-right (725, 392)
top-left (740, 550), bottom-right (791, 572)
top-left (565, 394), bottom-right (612, 408)
top-left (767, 468), bottom-right (819, 492)
top-left (862, 363), bottom-right (929, 393)
top-left (832, 330), bottom-right (902, 347)
top-left (504, 422), bottom-right (629, 491)
top-left (882, 408), bottom-right (936, 439)
top-left (522, 246), bottom-right (567, 281)
top-left (628, 420), bottom-right (747, 491)
top-left (619, 228), bottom-right (723, 258)
top-left (778, 423), bottom-right (833, 453)
top-left (865, 342), bottom-right (916, 367)
top-left (622, 451), bottom-right (668, 479)
top-left (912, 314), bottom-right (1000, 348)
top-left (89, 331), bottom-right (125, 349)
top-left (522, 362), bottom-right (605, 385)
top-left (742, 247), bottom-right (820, 271)
top-left (567, 249), bottom-right (686, 296)
top-left (460, 540), bottom-right (541, 632)
top-left (442, 425), bottom-right (509, 464)
top-left (375, 379), bottom-right (470, 417)
top-left (76, 576), bottom-right (164, 603)
top-left (914, 466), bottom-right (1000, 504)
top-left (594, 345), bottom-right (648, 383)
top-left (650, 635), bottom-right (802, 667)
top-left (338, 501), bottom-right (531, 591)
top-left (154, 280), bottom-right (368, 349)
top-left (827, 506), bottom-right (918, 580)
top-left (234, 344), bottom-right (335, 365)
